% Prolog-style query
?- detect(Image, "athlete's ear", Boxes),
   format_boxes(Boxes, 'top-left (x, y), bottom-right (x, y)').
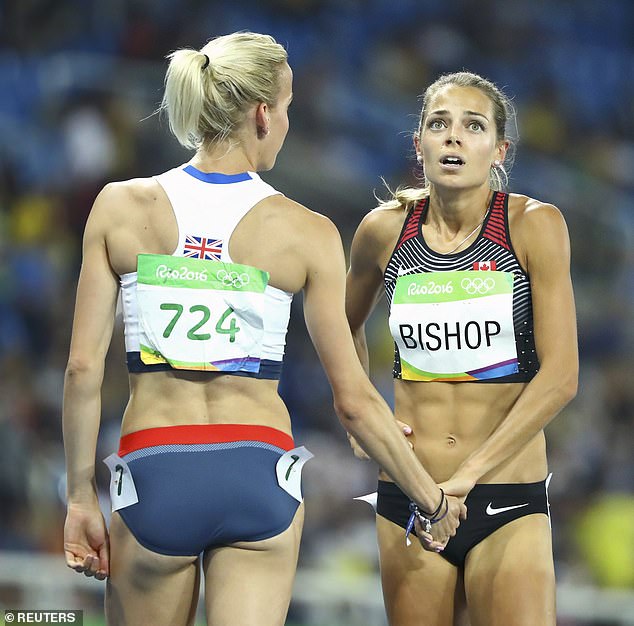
top-left (255, 102), bottom-right (270, 138)
top-left (495, 139), bottom-right (510, 164)
top-left (414, 134), bottom-right (422, 164)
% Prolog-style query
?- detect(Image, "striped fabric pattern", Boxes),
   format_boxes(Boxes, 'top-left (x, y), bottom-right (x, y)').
top-left (123, 441), bottom-right (287, 463)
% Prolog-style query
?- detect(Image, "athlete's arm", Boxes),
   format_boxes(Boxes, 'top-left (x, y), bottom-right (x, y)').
top-left (345, 210), bottom-right (387, 374)
top-left (345, 210), bottom-right (393, 459)
top-left (300, 211), bottom-right (465, 544)
top-left (345, 210), bottom-right (413, 459)
top-left (449, 201), bottom-right (578, 489)
top-left (62, 185), bottom-right (121, 579)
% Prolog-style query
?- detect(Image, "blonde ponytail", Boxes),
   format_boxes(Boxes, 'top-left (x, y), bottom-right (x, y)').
top-left (160, 32), bottom-right (288, 150)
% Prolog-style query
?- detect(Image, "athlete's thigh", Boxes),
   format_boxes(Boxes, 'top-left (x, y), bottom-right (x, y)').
top-left (377, 515), bottom-right (462, 626)
top-left (464, 514), bottom-right (555, 626)
top-left (202, 503), bottom-right (304, 626)
top-left (105, 512), bottom-right (201, 626)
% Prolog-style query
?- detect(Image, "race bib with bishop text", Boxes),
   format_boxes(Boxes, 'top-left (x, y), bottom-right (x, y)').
top-left (389, 271), bottom-right (519, 381)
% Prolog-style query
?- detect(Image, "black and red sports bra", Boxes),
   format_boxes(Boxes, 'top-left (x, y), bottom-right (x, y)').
top-left (384, 192), bottom-right (539, 383)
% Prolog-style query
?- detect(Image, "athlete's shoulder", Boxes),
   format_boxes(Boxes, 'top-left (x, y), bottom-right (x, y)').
top-left (88, 177), bottom-right (166, 231)
top-left (355, 202), bottom-right (409, 245)
top-left (508, 193), bottom-right (570, 260)
top-left (263, 193), bottom-right (338, 231)
top-left (358, 204), bottom-right (408, 237)
top-left (508, 193), bottom-right (564, 222)
top-left (367, 201), bottom-right (410, 222)
top-left (95, 177), bottom-right (163, 208)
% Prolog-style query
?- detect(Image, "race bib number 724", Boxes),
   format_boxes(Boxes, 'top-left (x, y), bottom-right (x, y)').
top-left (136, 254), bottom-right (270, 372)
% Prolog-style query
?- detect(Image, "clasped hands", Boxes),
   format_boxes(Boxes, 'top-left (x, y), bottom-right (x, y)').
top-left (347, 421), bottom-right (469, 552)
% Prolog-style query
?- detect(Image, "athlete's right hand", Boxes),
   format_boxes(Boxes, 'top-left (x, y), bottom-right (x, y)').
top-left (416, 494), bottom-right (466, 553)
top-left (347, 420), bottom-right (413, 460)
top-left (64, 501), bottom-right (110, 580)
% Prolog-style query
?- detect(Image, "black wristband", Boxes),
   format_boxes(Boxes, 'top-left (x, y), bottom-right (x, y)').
top-left (430, 496), bottom-right (449, 524)
top-left (422, 488), bottom-right (445, 518)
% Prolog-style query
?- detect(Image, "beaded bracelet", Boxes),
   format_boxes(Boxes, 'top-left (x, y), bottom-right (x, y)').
top-left (407, 502), bottom-right (431, 536)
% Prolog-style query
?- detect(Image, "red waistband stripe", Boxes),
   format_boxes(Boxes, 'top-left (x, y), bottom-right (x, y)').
top-left (119, 424), bottom-right (294, 457)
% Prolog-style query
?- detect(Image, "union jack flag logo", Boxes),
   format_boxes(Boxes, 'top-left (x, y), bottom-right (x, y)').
top-left (183, 235), bottom-right (223, 261)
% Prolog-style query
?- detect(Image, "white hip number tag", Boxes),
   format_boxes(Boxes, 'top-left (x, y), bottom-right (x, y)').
top-left (276, 446), bottom-right (314, 502)
top-left (103, 453), bottom-right (139, 512)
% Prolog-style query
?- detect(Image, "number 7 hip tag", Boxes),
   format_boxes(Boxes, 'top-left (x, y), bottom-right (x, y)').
top-left (276, 446), bottom-right (314, 502)
top-left (103, 453), bottom-right (139, 512)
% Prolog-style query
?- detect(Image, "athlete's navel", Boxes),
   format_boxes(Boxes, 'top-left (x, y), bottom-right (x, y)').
top-left (446, 434), bottom-right (457, 447)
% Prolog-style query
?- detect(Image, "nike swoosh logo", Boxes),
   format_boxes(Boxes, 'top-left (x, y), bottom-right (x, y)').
top-left (485, 502), bottom-right (530, 515)
top-left (397, 265), bottom-right (425, 276)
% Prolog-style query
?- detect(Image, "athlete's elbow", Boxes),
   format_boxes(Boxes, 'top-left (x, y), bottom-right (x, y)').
top-left (560, 374), bottom-right (578, 405)
top-left (546, 367), bottom-right (577, 407)
top-left (333, 391), bottom-right (375, 433)
top-left (333, 397), bottom-right (360, 429)
top-left (65, 355), bottom-right (104, 384)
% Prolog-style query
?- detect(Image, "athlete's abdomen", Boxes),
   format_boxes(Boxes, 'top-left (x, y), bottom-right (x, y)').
top-left (386, 380), bottom-right (547, 483)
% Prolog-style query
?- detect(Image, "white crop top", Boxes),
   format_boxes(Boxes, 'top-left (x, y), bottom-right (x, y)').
top-left (120, 164), bottom-right (293, 379)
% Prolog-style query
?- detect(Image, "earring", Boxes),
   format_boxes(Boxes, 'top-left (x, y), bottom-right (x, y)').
top-left (493, 159), bottom-right (501, 167)
top-left (416, 156), bottom-right (423, 164)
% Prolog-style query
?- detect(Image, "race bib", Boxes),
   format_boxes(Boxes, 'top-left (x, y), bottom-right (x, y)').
top-left (136, 254), bottom-right (269, 372)
top-left (389, 271), bottom-right (518, 381)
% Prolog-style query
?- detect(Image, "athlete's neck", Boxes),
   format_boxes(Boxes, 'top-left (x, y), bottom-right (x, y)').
top-left (190, 143), bottom-right (256, 175)
top-left (426, 186), bottom-right (493, 235)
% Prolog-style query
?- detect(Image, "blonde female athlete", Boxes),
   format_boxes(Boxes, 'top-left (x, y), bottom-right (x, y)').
top-left (346, 72), bottom-right (578, 626)
top-left (62, 33), bottom-right (464, 626)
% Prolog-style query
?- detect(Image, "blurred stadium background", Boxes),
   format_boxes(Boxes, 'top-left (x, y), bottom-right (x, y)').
top-left (0, 0), bottom-right (633, 624)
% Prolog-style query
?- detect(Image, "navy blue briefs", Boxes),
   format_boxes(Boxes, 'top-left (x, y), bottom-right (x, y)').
top-left (113, 424), bottom-right (301, 556)
top-left (377, 476), bottom-right (551, 567)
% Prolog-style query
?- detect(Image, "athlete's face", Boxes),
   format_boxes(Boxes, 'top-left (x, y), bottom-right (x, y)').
top-left (260, 63), bottom-right (293, 170)
top-left (416, 85), bottom-right (507, 191)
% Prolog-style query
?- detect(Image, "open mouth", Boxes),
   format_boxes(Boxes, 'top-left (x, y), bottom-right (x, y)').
top-left (440, 156), bottom-right (464, 166)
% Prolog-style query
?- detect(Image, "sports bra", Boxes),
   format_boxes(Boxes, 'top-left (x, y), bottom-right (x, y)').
top-left (120, 164), bottom-right (293, 380)
top-left (384, 192), bottom-right (539, 383)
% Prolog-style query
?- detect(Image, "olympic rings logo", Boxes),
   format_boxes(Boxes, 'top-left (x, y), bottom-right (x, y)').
top-left (216, 269), bottom-right (250, 289)
top-left (461, 277), bottom-right (495, 295)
